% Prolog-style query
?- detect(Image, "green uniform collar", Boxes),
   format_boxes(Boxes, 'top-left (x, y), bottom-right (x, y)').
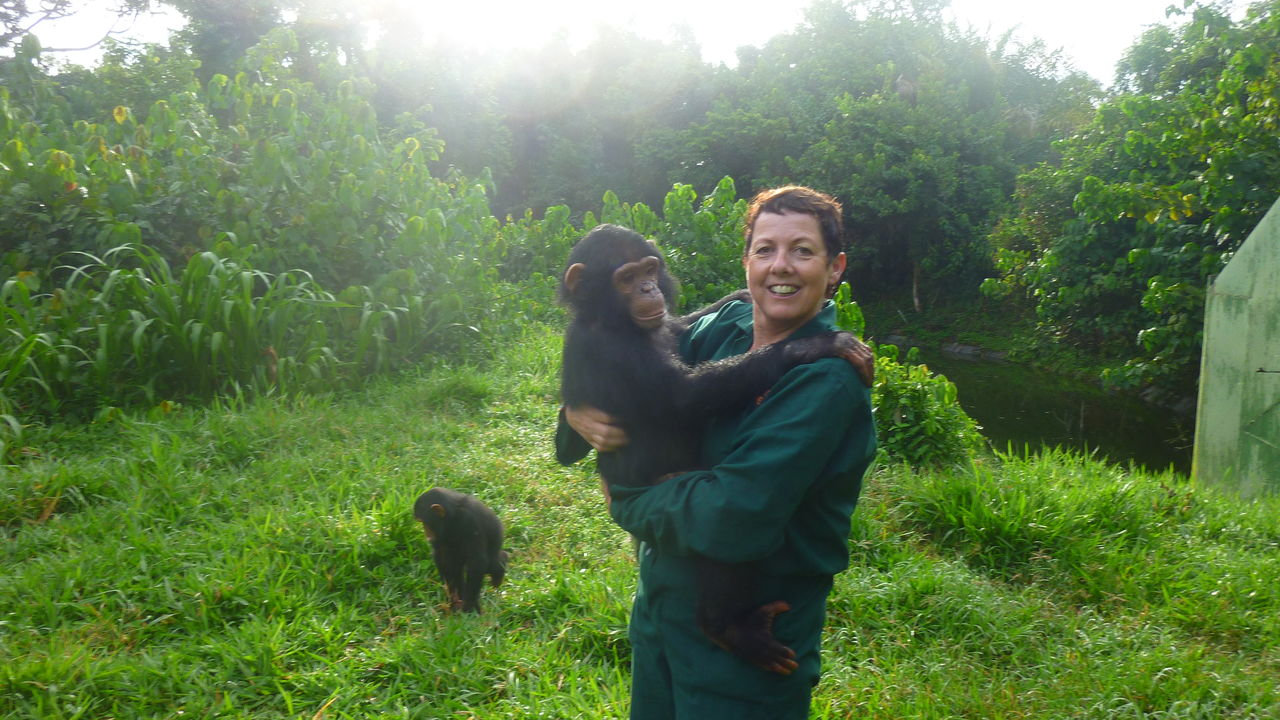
top-left (730, 299), bottom-right (838, 340)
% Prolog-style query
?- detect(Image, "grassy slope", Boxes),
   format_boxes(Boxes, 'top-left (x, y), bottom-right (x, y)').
top-left (2, 323), bottom-right (1277, 719)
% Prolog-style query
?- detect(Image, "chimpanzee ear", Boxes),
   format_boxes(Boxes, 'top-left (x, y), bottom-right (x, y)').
top-left (431, 503), bottom-right (447, 518)
top-left (564, 263), bottom-right (586, 295)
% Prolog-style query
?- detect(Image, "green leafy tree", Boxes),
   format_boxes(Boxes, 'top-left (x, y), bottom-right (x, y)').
top-left (665, 0), bottom-right (1097, 307)
top-left (798, 79), bottom-right (1010, 310)
top-left (985, 1), bottom-right (1280, 390)
top-left (639, 106), bottom-right (793, 202)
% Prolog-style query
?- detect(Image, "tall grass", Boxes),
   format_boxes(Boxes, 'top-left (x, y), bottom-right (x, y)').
top-left (0, 243), bottom-right (480, 438)
top-left (894, 451), bottom-right (1279, 652)
top-left (1, 324), bottom-right (1276, 718)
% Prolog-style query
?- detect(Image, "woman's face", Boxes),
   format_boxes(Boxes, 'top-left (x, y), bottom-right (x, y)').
top-left (743, 211), bottom-right (846, 343)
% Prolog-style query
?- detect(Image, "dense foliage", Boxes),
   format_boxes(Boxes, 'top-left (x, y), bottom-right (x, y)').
top-left (0, 37), bottom-right (976, 466)
top-left (0, 31), bottom-right (506, 456)
top-left (749, 1), bottom-right (1097, 308)
top-left (5, 0), bottom-right (1280, 447)
top-left (102, 0), bottom-right (1093, 306)
top-left (984, 1), bottom-right (1280, 390)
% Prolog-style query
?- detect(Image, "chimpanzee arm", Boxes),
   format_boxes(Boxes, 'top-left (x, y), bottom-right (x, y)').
top-left (674, 331), bottom-right (860, 417)
top-left (673, 289), bottom-right (752, 330)
top-left (610, 360), bottom-right (875, 565)
top-left (563, 321), bottom-right (687, 428)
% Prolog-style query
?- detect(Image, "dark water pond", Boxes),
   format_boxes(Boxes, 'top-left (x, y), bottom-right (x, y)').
top-left (913, 348), bottom-right (1194, 475)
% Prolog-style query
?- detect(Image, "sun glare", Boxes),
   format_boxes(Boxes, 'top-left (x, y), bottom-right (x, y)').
top-left (401, 0), bottom-right (805, 66)
top-left (23, 0), bottom-right (1248, 83)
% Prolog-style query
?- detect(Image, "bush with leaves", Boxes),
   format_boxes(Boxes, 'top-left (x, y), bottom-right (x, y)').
top-left (870, 343), bottom-right (986, 467)
top-left (1, 28), bottom-right (500, 324)
top-left (0, 244), bottom-right (346, 411)
top-left (654, 178), bottom-right (747, 310)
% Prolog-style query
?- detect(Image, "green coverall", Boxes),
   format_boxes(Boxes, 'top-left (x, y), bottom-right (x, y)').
top-left (557, 299), bottom-right (877, 719)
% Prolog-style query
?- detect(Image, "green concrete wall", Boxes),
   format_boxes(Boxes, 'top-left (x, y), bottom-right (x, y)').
top-left (1193, 196), bottom-right (1280, 496)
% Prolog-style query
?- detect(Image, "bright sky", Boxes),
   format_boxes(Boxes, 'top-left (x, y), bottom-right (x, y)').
top-left (29, 0), bottom-right (1245, 86)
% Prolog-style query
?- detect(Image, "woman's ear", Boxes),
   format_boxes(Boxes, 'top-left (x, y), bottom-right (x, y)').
top-left (828, 252), bottom-right (847, 285)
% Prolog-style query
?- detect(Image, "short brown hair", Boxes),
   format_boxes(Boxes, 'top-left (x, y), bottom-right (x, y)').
top-left (743, 186), bottom-right (844, 259)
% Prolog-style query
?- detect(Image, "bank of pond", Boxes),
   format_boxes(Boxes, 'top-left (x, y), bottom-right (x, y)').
top-left (887, 341), bottom-right (1194, 475)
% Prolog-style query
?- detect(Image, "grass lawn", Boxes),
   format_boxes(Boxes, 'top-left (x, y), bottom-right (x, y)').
top-left (2, 323), bottom-right (1277, 719)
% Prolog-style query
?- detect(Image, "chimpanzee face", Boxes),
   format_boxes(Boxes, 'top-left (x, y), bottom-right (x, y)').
top-left (612, 255), bottom-right (666, 329)
top-left (561, 225), bottom-right (676, 331)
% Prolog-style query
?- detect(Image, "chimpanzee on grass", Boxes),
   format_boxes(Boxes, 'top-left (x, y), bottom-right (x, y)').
top-left (557, 224), bottom-right (869, 675)
top-left (414, 487), bottom-right (508, 613)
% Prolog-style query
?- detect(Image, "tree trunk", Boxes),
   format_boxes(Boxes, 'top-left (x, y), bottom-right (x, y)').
top-left (912, 261), bottom-right (922, 313)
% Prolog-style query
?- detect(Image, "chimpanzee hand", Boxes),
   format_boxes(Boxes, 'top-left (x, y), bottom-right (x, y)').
top-left (782, 332), bottom-right (875, 388)
top-left (836, 334), bottom-right (875, 388)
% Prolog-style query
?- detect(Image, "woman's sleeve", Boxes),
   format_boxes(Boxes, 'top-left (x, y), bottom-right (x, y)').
top-left (608, 361), bottom-right (871, 563)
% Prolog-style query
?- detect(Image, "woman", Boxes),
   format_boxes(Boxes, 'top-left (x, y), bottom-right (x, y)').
top-left (560, 185), bottom-right (877, 719)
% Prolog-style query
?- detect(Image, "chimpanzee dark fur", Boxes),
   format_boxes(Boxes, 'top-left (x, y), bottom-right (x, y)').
top-left (414, 487), bottom-right (507, 613)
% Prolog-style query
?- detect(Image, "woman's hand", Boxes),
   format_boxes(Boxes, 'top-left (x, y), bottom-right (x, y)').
top-left (564, 404), bottom-right (630, 452)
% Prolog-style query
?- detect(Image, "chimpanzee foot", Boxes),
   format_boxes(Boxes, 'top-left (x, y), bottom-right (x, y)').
top-left (709, 600), bottom-right (798, 675)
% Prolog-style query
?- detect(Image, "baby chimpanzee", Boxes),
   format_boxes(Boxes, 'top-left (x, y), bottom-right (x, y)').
top-left (414, 487), bottom-right (507, 613)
